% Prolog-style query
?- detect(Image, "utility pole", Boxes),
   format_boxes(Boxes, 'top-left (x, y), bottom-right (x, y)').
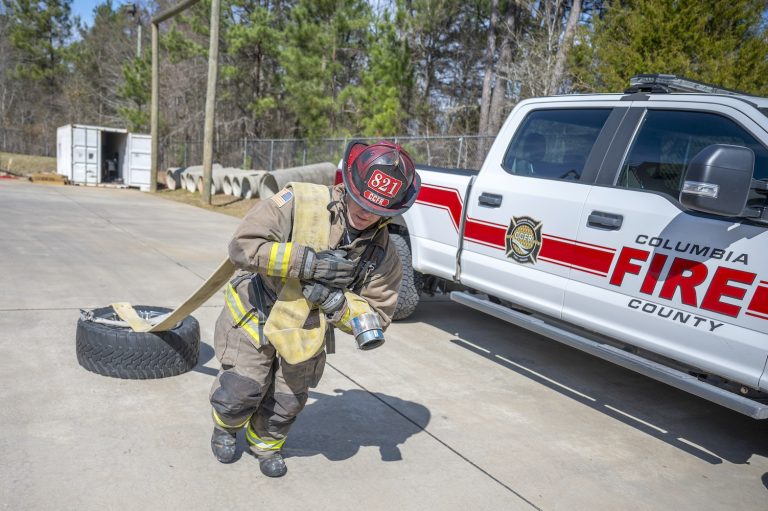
top-left (150, 0), bottom-right (220, 200)
top-left (150, 21), bottom-right (158, 192)
top-left (125, 3), bottom-right (141, 57)
top-left (201, 0), bottom-right (221, 205)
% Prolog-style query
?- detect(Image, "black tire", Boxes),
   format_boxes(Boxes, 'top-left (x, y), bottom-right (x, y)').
top-left (76, 305), bottom-right (200, 379)
top-left (391, 233), bottom-right (422, 320)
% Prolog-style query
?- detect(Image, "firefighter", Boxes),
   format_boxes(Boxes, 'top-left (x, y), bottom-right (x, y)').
top-left (209, 140), bottom-right (421, 477)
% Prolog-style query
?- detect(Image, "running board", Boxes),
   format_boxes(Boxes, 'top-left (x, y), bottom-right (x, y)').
top-left (450, 291), bottom-right (768, 420)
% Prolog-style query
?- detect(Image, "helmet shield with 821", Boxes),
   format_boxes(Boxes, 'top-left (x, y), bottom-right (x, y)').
top-left (342, 140), bottom-right (421, 217)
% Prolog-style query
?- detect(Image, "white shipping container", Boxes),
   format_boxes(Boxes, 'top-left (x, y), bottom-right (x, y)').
top-left (56, 124), bottom-right (152, 191)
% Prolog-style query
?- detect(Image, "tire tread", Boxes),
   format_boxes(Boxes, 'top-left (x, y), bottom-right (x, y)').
top-left (391, 233), bottom-right (422, 320)
top-left (76, 305), bottom-right (200, 380)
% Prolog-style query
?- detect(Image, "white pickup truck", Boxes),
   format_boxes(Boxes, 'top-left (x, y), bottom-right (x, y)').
top-left (388, 74), bottom-right (768, 419)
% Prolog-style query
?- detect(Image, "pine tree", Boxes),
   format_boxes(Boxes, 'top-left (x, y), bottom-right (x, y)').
top-left (340, 7), bottom-right (414, 137)
top-left (219, 0), bottom-right (285, 138)
top-left (571, 0), bottom-right (768, 95)
top-left (69, 0), bottom-right (142, 126)
top-left (279, 0), bottom-right (371, 139)
top-left (2, 0), bottom-right (73, 91)
top-left (118, 52), bottom-right (151, 131)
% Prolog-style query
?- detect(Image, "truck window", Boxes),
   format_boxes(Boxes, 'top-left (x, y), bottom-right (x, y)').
top-left (617, 110), bottom-right (768, 198)
top-left (501, 109), bottom-right (611, 181)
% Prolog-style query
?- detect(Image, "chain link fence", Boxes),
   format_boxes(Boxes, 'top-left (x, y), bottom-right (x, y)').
top-left (161, 135), bottom-right (497, 172)
top-left (2, 126), bottom-right (496, 172)
top-left (159, 135), bottom-right (243, 171)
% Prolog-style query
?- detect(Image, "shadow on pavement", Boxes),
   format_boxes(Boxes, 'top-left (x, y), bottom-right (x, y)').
top-left (285, 389), bottom-right (431, 462)
top-left (193, 341), bottom-right (218, 377)
top-left (408, 300), bottom-right (768, 466)
top-left (204, 386), bottom-right (430, 465)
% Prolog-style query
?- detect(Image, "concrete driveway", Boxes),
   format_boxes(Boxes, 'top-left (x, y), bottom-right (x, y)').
top-left (1, 180), bottom-right (766, 511)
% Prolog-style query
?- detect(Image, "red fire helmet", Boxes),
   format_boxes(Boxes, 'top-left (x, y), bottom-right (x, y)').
top-left (342, 140), bottom-right (421, 217)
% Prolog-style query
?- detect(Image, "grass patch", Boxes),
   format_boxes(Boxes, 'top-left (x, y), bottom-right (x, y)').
top-left (0, 152), bottom-right (56, 176)
top-left (154, 188), bottom-right (260, 218)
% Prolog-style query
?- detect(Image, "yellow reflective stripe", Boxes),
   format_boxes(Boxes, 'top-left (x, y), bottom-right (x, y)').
top-left (239, 317), bottom-right (260, 344)
top-left (224, 284), bottom-right (244, 320)
top-left (246, 422), bottom-right (286, 451)
top-left (268, 243), bottom-right (280, 276)
top-left (224, 283), bottom-right (260, 344)
top-left (280, 242), bottom-right (292, 279)
top-left (267, 242), bottom-right (293, 281)
top-left (212, 409), bottom-right (250, 429)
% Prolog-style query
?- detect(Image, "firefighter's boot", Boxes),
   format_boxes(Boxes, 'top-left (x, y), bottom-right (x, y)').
top-left (258, 451), bottom-right (287, 478)
top-left (211, 427), bottom-right (237, 463)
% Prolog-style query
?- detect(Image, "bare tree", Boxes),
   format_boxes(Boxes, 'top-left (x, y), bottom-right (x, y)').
top-left (477, 0), bottom-right (499, 140)
top-left (487, 1), bottom-right (522, 138)
top-left (547, 0), bottom-right (582, 95)
top-left (500, 0), bottom-right (582, 104)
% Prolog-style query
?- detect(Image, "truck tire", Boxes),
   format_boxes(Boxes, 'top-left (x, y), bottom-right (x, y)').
top-left (76, 305), bottom-right (200, 379)
top-left (391, 233), bottom-right (422, 320)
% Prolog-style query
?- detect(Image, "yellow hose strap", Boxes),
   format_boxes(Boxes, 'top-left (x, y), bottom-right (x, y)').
top-left (224, 283), bottom-right (260, 345)
top-left (338, 291), bottom-right (376, 334)
top-left (113, 258), bottom-right (237, 333)
top-left (246, 423), bottom-right (286, 451)
top-left (263, 182), bottom-right (331, 364)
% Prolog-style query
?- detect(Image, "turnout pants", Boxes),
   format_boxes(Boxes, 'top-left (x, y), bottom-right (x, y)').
top-left (209, 306), bottom-right (326, 458)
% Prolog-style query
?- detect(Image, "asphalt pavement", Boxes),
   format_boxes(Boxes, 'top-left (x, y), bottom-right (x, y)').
top-left (1, 180), bottom-right (766, 511)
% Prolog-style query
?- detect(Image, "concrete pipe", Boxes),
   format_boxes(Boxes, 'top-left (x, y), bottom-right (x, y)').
top-left (237, 171), bottom-right (269, 199)
top-left (259, 173), bottom-right (279, 199)
top-left (196, 174), bottom-right (221, 196)
top-left (269, 162), bottom-right (336, 191)
top-left (222, 169), bottom-right (251, 196)
top-left (165, 167), bottom-right (185, 190)
top-left (184, 170), bottom-right (202, 193)
top-left (231, 172), bottom-right (249, 198)
top-left (178, 164), bottom-right (224, 194)
top-left (196, 168), bottom-right (226, 195)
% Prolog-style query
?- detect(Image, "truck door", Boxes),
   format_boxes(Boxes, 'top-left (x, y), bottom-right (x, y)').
top-left (566, 104), bottom-right (768, 388)
top-left (460, 102), bottom-right (624, 318)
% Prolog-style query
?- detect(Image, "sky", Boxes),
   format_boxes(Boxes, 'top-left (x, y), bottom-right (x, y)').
top-left (71, 0), bottom-right (122, 27)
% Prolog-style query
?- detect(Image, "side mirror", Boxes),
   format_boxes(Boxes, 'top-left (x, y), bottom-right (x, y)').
top-left (679, 144), bottom-right (754, 217)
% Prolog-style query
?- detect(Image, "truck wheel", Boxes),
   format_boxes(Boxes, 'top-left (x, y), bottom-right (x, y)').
top-left (391, 233), bottom-right (422, 320)
top-left (76, 305), bottom-right (200, 379)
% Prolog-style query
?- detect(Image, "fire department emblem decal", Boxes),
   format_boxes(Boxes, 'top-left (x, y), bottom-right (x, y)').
top-left (505, 216), bottom-right (542, 264)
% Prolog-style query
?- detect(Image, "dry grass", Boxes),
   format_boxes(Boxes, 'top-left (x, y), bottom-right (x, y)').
top-left (154, 188), bottom-right (260, 218)
top-left (0, 152), bottom-right (56, 176)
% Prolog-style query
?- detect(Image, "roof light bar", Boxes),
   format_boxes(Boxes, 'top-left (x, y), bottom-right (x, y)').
top-left (626, 74), bottom-right (747, 96)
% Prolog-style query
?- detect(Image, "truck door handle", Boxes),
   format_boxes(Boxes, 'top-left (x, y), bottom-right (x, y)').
top-left (478, 192), bottom-right (503, 208)
top-left (587, 211), bottom-right (623, 230)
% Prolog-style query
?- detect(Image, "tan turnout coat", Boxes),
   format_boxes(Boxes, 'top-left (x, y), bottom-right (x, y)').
top-left (227, 183), bottom-right (402, 332)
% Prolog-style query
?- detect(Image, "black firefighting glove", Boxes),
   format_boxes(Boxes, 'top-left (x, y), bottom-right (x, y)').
top-left (301, 281), bottom-right (346, 316)
top-left (298, 248), bottom-right (357, 288)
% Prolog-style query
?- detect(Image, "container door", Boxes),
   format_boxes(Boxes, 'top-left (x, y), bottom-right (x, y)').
top-left (459, 103), bottom-right (623, 319)
top-left (128, 134), bottom-right (151, 188)
top-left (72, 126), bottom-right (99, 184)
top-left (56, 126), bottom-right (71, 178)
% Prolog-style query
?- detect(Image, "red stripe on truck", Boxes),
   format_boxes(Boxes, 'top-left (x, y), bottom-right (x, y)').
top-left (415, 184), bottom-right (463, 230)
top-left (464, 219), bottom-right (506, 247)
top-left (415, 184), bottom-right (616, 276)
top-left (540, 235), bottom-right (616, 276)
